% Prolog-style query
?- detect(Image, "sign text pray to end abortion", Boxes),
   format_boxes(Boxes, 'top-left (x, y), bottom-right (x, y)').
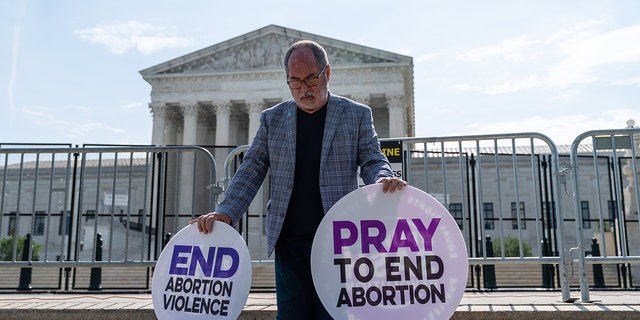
top-left (331, 217), bottom-right (449, 307)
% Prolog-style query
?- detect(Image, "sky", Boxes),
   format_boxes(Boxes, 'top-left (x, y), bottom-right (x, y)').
top-left (1, 0), bottom-right (639, 147)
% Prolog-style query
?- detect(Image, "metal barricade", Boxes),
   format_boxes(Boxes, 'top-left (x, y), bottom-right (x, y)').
top-left (222, 133), bottom-right (575, 300)
top-left (6, 128), bottom-right (635, 297)
top-left (392, 133), bottom-right (570, 301)
top-left (569, 128), bottom-right (640, 302)
top-left (0, 145), bottom-right (216, 291)
top-left (221, 146), bottom-right (271, 262)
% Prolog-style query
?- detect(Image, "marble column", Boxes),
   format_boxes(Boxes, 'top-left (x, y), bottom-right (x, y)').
top-left (165, 111), bottom-right (177, 146)
top-left (181, 101), bottom-right (199, 146)
top-left (352, 94), bottom-right (371, 107)
top-left (246, 99), bottom-right (264, 144)
top-left (214, 100), bottom-right (232, 182)
top-left (245, 99), bottom-right (266, 235)
top-left (386, 94), bottom-right (406, 138)
top-left (150, 102), bottom-right (166, 146)
top-left (180, 101), bottom-right (199, 216)
top-left (149, 102), bottom-right (166, 236)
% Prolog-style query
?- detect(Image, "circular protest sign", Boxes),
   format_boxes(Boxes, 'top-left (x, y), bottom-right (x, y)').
top-left (152, 222), bottom-right (251, 320)
top-left (311, 184), bottom-right (468, 320)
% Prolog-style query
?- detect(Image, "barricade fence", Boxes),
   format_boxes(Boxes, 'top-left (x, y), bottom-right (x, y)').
top-left (1, 128), bottom-right (639, 302)
top-left (569, 129), bottom-right (640, 302)
top-left (0, 145), bottom-right (217, 291)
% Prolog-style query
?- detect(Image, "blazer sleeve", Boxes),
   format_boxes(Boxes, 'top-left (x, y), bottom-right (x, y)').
top-left (214, 111), bottom-right (270, 225)
top-left (357, 104), bottom-right (394, 184)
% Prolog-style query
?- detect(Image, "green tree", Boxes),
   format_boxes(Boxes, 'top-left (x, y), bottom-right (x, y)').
top-left (493, 236), bottom-right (532, 257)
top-left (0, 235), bottom-right (41, 261)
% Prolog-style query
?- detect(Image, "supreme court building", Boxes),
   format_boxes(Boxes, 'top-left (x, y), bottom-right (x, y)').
top-left (140, 24), bottom-right (415, 180)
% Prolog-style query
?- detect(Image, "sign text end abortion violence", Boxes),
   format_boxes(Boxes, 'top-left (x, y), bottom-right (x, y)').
top-left (162, 245), bottom-right (238, 316)
top-left (152, 223), bottom-right (251, 320)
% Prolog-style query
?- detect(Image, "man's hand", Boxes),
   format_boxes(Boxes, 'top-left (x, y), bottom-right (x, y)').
top-left (189, 212), bottom-right (232, 234)
top-left (377, 177), bottom-right (407, 193)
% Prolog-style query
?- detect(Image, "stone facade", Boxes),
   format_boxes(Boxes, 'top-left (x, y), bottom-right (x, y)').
top-left (140, 25), bottom-right (415, 180)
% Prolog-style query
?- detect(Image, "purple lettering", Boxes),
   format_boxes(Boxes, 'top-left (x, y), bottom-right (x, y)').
top-left (213, 247), bottom-right (239, 278)
top-left (169, 245), bottom-right (192, 275)
top-left (360, 220), bottom-right (387, 254)
top-left (188, 246), bottom-right (216, 277)
top-left (413, 218), bottom-right (440, 251)
top-left (389, 219), bottom-right (419, 252)
top-left (333, 221), bottom-right (358, 254)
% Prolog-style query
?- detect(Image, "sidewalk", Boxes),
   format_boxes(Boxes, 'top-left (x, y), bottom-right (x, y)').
top-left (0, 291), bottom-right (638, 319)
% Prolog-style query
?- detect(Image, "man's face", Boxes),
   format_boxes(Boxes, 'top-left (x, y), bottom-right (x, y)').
top-left (286, 47), bottom-right (330, 114)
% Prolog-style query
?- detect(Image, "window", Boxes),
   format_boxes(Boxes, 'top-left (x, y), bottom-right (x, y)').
top-left (607, 200), bottom-right (617, 220)
top-left (483, 202), bottom-right (494, 230)
top-left (543, 201), bottom-right (557, 229)
top-left (448, 203), bottom-right (463, 230)
top-left (34, 211), bottom-right (46, 236)
top-left (581, 201), bottom-right (591, 229)
top-left (511, 202), bottom-right (526, 230)
top-left (605, 200), bottom-right (617, 231)
top-left (85, 209), bottom-right (96, 222)
top-left (8, 212), bottom-right (16, 236)
top-left (59, 211), bottom-right (71, 235)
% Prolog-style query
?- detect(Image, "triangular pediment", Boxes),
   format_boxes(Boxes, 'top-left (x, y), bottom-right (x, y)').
top-left (140, 25), bottom-right (412, 77)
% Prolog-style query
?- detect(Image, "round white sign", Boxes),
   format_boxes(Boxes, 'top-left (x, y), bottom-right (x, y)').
top-left (311, 185), bottom-right (468, 320)
top-left (152, 222), bottom-right (252, 320)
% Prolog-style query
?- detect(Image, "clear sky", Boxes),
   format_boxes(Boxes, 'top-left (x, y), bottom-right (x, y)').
top-left (2, 0), bottom-right (639, 147)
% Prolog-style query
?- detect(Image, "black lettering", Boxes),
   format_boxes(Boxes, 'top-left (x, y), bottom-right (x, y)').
top-left (174, 277), bottom-right (183, 292)
top-left (192, 278), bottom-right (202, 294)
top-left (383, 286), bottom-right (396, 305)
top-left (174, 295), bottom-right (186, 311)
top-left (415, 284), bottom-right (430, 304)
top-left (366, 286), bottom-right (381, 306)
top-left (164, 277), bottom-right (174, 291)
top-left (336, 287), bottom-right (352, 307)
top-left (183, 277), bottom-right (193, 293)
top-left (431, 283), bottom-right (446, 303)
top-left (334, 258), bottom-right (351, 283)
top-left (354, 257), bottom-right (374, 282)
top-left (353, 287), bottom-right (366, 307)
top-left (385, 256), bottom-right (401, 281)
top-left (162, 293), bottom-right (174, 310)
top-left (220, 299), bottom-right (230, 316)
top-left (404, 256), bottom-right (423, 280)
top-left (426, 255), bottom-right (444, 279)
top-left (395, 285), bottom-right (409, 304)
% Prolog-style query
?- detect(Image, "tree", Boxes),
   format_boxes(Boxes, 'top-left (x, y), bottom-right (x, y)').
top-left (493, 236), bottom-right (532, 257)
top-left (0, 235), bottom-right (41, 261)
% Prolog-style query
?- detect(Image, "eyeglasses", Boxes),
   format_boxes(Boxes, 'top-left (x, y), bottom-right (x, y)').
top-left (286, 66), bottom-right (327, 89)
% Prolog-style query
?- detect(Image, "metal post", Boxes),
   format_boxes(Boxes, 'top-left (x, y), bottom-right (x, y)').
top-left (541, 238), bottom-right (554, 288)
top-left (163, 232), bottom-right (172, 249)
top-left (18, 234), bottom-right (33, 290)
top-left (483, 235), bottom-right (497, 289)
top-left (591, 237), bottom-right (605, 288)
top-left (89, 233), bottom-right (103, 290)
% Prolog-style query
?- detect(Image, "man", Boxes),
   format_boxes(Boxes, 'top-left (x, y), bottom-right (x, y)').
top-left (193, 40), bottom-right (406, 319)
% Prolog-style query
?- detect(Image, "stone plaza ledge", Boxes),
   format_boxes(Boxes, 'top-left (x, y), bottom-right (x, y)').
top-left (0, 291), bottom-right (638, 320)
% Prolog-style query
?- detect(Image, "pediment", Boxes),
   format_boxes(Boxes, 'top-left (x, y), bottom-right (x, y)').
top-left (140, 25), bottom-right (412, 78)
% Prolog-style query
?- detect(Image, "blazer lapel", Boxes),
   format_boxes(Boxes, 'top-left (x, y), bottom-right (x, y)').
top-left (320, 94), bottom-right (340, 165)
top-left (285, 103), bottom-right (297, 161)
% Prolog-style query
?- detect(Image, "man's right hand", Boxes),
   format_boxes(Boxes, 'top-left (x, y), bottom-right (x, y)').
top-left (189, 212), bottom-right (232, 234)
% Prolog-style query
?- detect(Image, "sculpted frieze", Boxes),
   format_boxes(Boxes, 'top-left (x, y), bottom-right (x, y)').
top-left (160, 34), bottom-right (397, 74)
top-left (331, 67), bottom-right (407, 86)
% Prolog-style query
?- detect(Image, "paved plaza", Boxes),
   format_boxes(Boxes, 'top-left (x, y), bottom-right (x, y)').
top-left (0, 290), bottom-right (638, 319)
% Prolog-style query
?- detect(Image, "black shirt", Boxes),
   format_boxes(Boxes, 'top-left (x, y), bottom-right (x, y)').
top-left (280, 104), bottom-right (327, 239)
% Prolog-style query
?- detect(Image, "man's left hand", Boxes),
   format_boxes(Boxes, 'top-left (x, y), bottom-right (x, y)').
top-left (377, 177), bottom-right (407, 193)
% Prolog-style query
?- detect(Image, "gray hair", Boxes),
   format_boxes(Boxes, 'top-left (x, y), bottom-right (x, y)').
top-left (284, 40), bottom-right (329, 76)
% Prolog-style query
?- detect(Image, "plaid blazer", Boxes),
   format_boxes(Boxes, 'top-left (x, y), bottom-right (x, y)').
top-left (215, 93), bottom-right (393, 256)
